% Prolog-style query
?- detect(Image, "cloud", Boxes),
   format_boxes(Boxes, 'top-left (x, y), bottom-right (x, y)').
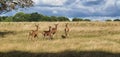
top-left (34, 0), bottom-right (67, 6)
top-left (81, 0), bottom-right (105, 6)
top-left (32, 0), bottom-right (120, 17)
top-left (1, 0), bottom-right (120, 20)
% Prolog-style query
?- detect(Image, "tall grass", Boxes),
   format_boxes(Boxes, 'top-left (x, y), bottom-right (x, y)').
top-left (0, 22), bottom-right (120, 56)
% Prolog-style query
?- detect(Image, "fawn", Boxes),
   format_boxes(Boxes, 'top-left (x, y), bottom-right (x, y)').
top-left (61, 23), bottom-right (70, 38)
top-left (51, 24), bottom-right (58, 35)
top-left (43, 26), bottom-right (53, 39)
top-left (28, 24), bottom-right (39, 40)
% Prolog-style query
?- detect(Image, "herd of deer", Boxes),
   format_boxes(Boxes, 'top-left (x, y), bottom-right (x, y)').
top-left (28, 23), bottom-right (69, 40)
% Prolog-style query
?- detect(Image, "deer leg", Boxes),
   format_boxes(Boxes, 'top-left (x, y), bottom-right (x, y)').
top-left (36, 35), bottom-right (39, 39)
top-left (36, 34), bottom-right (39, 40)
top-left (65, 32), bottom-right (68, 38)
top-left (49, 34), bottom-right (53, 40)
top-left (52, 33), bottom-right (55, 38)
top-left (34, 34), bottom-right (38, 40)
top-left (43, 34), bottom-right (46, 39)
top-left (28, 33), bottom-right (31, 40)
top-left (31, 36), bottom-right (33, 40)
top-left (28, 36), bottom-right (30, 40)
top-left (29, 35), bottom-right (33, 40)
top-left (42, 32), bottom-right (46, 39)
top-left (28, 35), bottom-right (30, 40)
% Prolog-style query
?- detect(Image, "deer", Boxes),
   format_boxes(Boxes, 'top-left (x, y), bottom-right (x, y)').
top-left (42, 26), bottom-right (53, 40)
top-left (61, 23), bottom-right (70, 39)
top-left (51, 24), bottom-right (58, 36)
top-left (28, 24), bottom-right (39, 40)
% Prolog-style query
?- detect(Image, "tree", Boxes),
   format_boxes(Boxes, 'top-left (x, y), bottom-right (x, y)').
top-left (29, 12), bottom-right (42, 21)
top-left (3, 16), bottom-right (13, 22)
top-left (13, 12), bottom-right (27, 21)
top-left (72, 18), bottom-right (83, 21)
top-left (0, 0), bottom-right (34, 14)
top-left (114, 19), bottom-right (120, 21)
top-left (105, 19), bottom-right (112, 22)
top-left (0, 16), bottom-right (8, 21)
top-left (42, 16), bottom-right (50, 21)
top-left (84, 19), bottom-right (91, 21)
top-left (50, 16), bottom-right (58, 21)
top-left (24, 14), bottom-right (31, 21)
top-left (57, 16), bottom-right (70, 21)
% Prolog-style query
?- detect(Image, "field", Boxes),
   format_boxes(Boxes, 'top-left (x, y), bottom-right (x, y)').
top-left (0, 22), bottom-right (120, 57)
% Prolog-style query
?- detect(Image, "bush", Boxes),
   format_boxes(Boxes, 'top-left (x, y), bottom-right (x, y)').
top-left (84, 19), bottom-right (91, 21)
top-left (72, 18), bottom-right (83, 21)
top-left (105, 19), bottom-right (112, 22)
top-left (3, 16), bottom-right (13, 22)
top-left (114, 19), bottom-right (120, 21)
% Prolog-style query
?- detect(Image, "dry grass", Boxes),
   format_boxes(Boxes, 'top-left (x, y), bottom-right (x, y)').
top-left (0, 22), bottom-right (120, 57)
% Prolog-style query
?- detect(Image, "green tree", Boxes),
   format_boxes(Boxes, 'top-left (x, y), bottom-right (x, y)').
top-left (50, 16), bottom-right (58, 21)
top-left (0, 16), bottom-right (8, 21)
top-left (42, 16), bottom-right (50, 21)
top-left (24, 14), bottom-right (31, 21)
top-left (84, 19), bottom-right (91, 21)
top-left (57, 16), bottom-right (69, 21)
top-left (72, 18), bottom-right (83, 21)
top-left (37, 14), bottom-right (44, 21)
top-left (114, 19), bottom-right (120, 21)
top-left (105, 19), bottom-right (112, 22)
top-left (13, 12), bottom-right (27, 22)
top-left (29, 12), bottom-right (41, 21)
top-left (3, 16), bottom-right (13, 22)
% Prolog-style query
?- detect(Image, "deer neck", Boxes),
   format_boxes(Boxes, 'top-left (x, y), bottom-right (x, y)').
top-left (66, 26), bottom-right (68, 28)
top-left (55, 25), bottom-right (58, 30)
top-left (35, 27), bottom-right (38, 31)
top-left (49, 27), bottom-right (52, 32)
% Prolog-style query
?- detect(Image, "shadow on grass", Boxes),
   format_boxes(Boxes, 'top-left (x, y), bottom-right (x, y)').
top-left (0, 50), bottom-right (120, 57)
top-left (0, 31), bottom-right (15, 37)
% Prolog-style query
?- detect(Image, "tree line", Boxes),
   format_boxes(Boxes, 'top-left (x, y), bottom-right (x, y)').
top-left (1, 12), bottom-right (120, 22)
top-left (0, 12), bottom-right (70, 22)
top-left (0, 12), bottom-right (91, 22)
top-left (105, 19), bottom-right (120, 21)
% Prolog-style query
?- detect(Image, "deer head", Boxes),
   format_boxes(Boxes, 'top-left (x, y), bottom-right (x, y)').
top-left (35, 24), bottom-right (39, 31)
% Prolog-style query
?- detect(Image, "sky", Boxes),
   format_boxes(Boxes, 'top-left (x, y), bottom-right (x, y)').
top-left (1, 0), bottom-right (120, 20)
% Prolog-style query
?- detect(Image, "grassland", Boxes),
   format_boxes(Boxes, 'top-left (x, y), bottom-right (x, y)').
top-left (0, 22), bottom-right (120, 57)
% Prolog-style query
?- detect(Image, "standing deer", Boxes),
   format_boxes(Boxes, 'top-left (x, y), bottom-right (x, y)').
top-left (28, 24), bottom-right (39, 40)
top-left (61, 23), bottom-right (70, 38)
top-left (51, 24), bottom-right (58, 35)
top-left (43, 26), bottom-right (53, 39)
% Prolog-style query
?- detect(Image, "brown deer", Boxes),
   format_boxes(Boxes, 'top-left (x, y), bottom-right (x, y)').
top-left (43, 26), bottom-right (53, 39)
top-left (28, 24), bottom-right (39, 40)
top-left (61, 23), bottom-right (70, 38)
top-left (51, 24), bottom-right (58, 35)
